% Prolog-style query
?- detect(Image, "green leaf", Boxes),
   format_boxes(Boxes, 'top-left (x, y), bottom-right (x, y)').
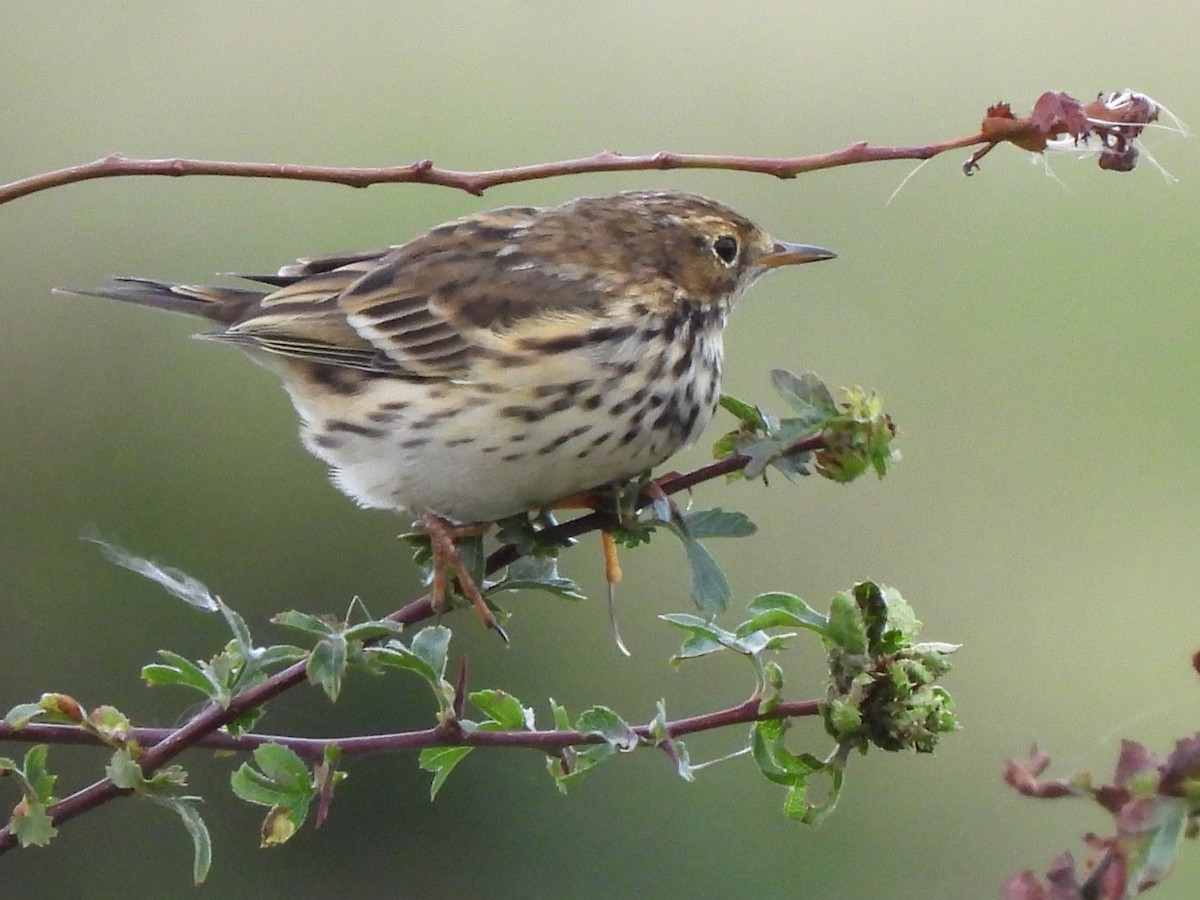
top-left (105, 749), bottom-right (147, 791)
top-left (824, 591), bottom-right (868, 655)
top-left (418, 746), bottom-right (473, 799)
top-left (152, 796), bottom-right (212, 884)
top-left (35, 693), bottom-right (86, 724)
top-left (204, 644), bottom-right (249, 701)
top-left (661, 613), bottom-right (766, 661)
top-left (216, 599), bottom-right (256, 659)
top-left (231, 765), bottom-right (288, 808)
top-left (770, 370), bottom-right (837, 423)
top-left (559, 743), bottom-right (617, 786)
top-left (751, 719), bottom-right (844, 825)
top-left (680, 508), bottom-right (757, 539)
top-left (87, 705), bottom-right (135, 745)
top-left (142, 650), bottom-right (220, 697)
top-left (736, 433), bottom-right (788, 480)
top-left (505, 554), bottom-right (558, 582)
top-left (576, 707), bottom-right (638, 752)
top-left (672, 633), bottom-right (726, 660)
top-left (307, 634), bottom-right (348, 702)
top-left (740, 592), bottom-right (829, 636)
top-left (660, 612), bottom-right (724, 637)
top-left (224, 704), bottom-right (267, 738)
top-left (546, 706), bottom-right (639, 790)
top-left (647, 701), bottom-right (669, 744)
top-left (142, 765), bottom-right (189, 791)
top-left (471, 690), bottom-right (533, 730)
top-left (549, 698), bottom-right (571, 732)
top-left (371, 644), bottom-right (439, 685)
top-left (751, 719), bottom-right (822, 787)
top-left (795, 766), bottom-right (844, 827)
top-left (813, 387), bottom-right (898, 483)
top-left (272, 610), bottom-right (336, 637)
top-left (757, 662), bottom-right (785, 716)
top-left (258, 804), bottom-right (299, 847)
top-left (487, 578), bottom-right (586, 601)
top-left (369, 626), bottom-right (456, 712)
top-left (609, 519), bottom-right (657, 549)
top-left (682, 536), bottom-right (732, 616)
top-left (20, 745), bottom-right (56, 802)
top-left (4, 703), bottom-right (46, 729)
top-left (231, 745), bottom-right (314, 847)
top-left (9, 798), bottom-right (57, 847)
top-left (253, 743), bottom-right (311, 793)
top-left (341, 620), bottom-right (406, 643)
top-left (718, 393), bottom-right (768, 430)
top-left (1137, 797), bottom-right (1189, 890)
top-left (252, 644), bottom-right (310, 669)
top-left (409, 626), bottom-right (451, 681)
top-left (105, 747), bottom-right (186, 793)
top-left (711, 429), bottom-right (740, 462)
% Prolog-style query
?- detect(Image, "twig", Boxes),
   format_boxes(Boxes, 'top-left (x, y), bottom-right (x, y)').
top-left (485, 432), bottom-right (828, 572)
top-left (0, 138), bottom-right (986, 206)
top-left (0, 698), bottom-right (821, 762)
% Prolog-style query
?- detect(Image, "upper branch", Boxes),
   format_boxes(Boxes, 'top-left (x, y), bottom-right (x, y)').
top-left (0, 138), bottom-right (986, 206)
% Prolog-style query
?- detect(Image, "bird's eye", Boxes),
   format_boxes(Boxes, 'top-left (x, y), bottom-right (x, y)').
top-left (712, 235), bottom-right (739, 265)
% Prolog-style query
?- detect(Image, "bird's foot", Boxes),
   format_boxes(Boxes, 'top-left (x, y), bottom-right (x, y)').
top-left (414, 514), bottom-right (507, 643)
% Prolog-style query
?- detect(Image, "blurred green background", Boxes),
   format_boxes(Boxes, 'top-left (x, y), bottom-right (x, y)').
top-left (2, 3), bottom-right (1197, 897)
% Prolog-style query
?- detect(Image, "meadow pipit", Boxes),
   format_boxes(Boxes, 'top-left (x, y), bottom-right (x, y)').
top-left (64, 190), bottom-right (834, 627)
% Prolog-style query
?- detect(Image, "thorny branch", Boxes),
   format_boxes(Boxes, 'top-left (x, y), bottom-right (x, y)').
top-left (0, 432), bottom-right (828, 855)
top-left (0, 142), bottom-right (984, 206)
top-left (0, 90), bottom-right (1176, 207)
top-left (0, 700), bottom-right (822, 761)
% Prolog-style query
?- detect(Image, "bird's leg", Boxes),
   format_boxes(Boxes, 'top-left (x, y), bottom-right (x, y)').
top-left (414, 514), bottom-right (507, 642)
top-left (550, 476), bottom-right (678, 656)
top-left (549, 487), bottom-right (626, 583)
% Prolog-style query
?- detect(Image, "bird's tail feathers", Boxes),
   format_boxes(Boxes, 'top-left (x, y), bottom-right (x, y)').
top-left (54, 277), bottom-right (265, 325)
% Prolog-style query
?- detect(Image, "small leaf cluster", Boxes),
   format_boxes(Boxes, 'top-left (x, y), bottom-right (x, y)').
top-left (662, 582), bottom-right (957, 821)
top-left (1004, 735), bottom-right (1200, 898)
top-left (0, 746), bottom-right (56, 849)
top-left (715, 370), bottom-right (898, 483)
top-left (821, 581), bottom-right (959, 755)
top-left (4, 694), bottom-right (211, 883)
top-left (231, 743), bottom-right (343, 847)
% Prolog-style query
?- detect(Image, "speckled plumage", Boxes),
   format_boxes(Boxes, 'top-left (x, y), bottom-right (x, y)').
top-left (66, 190), bottom-right (833, 522)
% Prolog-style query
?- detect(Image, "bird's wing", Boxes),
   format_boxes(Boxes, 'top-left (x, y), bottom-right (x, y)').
top-left (217, 207), bottom-right (616, 379)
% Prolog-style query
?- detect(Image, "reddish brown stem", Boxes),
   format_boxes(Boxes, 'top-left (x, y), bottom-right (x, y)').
top-left (0, 699), bottom-right (820, 762)
top-left (0, 138), bottom-right (986, 206)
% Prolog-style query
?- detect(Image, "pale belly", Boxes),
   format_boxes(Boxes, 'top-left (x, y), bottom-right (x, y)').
top-left (278, 331), bottom-right (724, 523)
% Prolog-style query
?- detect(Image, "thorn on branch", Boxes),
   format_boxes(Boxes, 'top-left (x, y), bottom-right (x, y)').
top-left (453, 657), bottom-right (468, 720)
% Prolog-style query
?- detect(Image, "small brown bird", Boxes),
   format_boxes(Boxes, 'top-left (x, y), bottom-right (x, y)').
top-left (65, 190), bottom-right (833, 525)
top-left (64, 191), bottom-right (832, 629)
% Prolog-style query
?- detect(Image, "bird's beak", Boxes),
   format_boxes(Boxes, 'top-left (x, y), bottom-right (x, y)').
top-left (759, 240), bottom-right (837, 268)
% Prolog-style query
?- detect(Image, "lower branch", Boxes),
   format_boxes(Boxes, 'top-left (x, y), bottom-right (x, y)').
top-left (0, 699), bottom-right (821, 762)
top-left (0, 434), bottom-right (826, 855)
